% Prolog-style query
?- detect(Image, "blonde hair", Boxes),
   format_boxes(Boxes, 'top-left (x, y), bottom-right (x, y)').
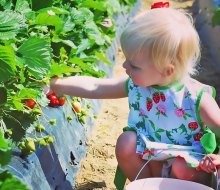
top-left (120, 8), bottom-right (201, 80)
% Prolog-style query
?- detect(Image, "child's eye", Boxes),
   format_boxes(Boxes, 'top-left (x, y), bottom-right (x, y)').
top-left (131, 64), bottom-right (139, 69)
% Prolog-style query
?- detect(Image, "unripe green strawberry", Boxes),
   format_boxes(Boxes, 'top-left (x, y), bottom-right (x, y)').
top-left (44, 135), bottom-right (54, 143)
top-left (49, 119), bottom-right (56, 126)
top-left (86, 103), bottom-right (92, 109)
top-left (32, 108), bottom-right (42, 115)
top-left (35, 124), bottom-right (45, 133)
top-left (5, 129), bottom-right (12, 136)
top-left (18, 141), bottom-right (26, 150)
top-left (67, 115), bottom-right (73, 121)
top-left (25, 138), bottom-right (36, 152)
top-left (81, 110), bottom-right (88, 116)
top-left (37, 138), bottom-right (48, 146)
top-left (79, 116), bottom-right (86, 124)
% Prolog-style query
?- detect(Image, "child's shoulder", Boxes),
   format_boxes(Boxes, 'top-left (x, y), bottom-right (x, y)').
top-left (185, 78), bottom-right (216, 98)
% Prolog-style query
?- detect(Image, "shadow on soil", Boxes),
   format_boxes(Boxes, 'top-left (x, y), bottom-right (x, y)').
top-left (75, 181), bottom-right (107, 190)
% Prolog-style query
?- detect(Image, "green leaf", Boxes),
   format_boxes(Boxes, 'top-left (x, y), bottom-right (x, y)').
top-left (0, 0), bottom-right (12, 10)
top-left (149, 120), bottom-right (155, 130)
top-left (0, 130), bottom-right (12, 167)
top-left (52, 38), bottom-right (77, 49)
top-left (157, 128), bottom-right (165, 133)
top-left (0, 170), bottom-right (29, 190)
top-left (31, 0), bottom-right (53, 11)
top-left (105, 0), bottom-right (121, 14)
top-left (50, 62), bottom-right (81, 76)
top-left (12, 98), bottom-right (24, 111)
top-left (95, 52), bottom-right (112, 65)
top-left (81, 0), bottom-right (105, 11)
top-left (35, 12), bottom-right (64, 33)
top-left (18, 88), bottom-right (39, 99)
top-left (15, 0), bottom-right (32, 14)
top-left (63, 16), bottom-right (75, 33)
top-left (36, 92), bottom-right (49, 107)
top-left (179, 124), bottom-right (187, 133)
top-left (84, 21), bottom-right (105, 45)
top-left (155, 132), bottom-right (161, 141)
top-left (17, 37), bottom-right (52, 79)
top-left (0, 45), bottom-right (17, 83)
top-left (38, 7), bottom-right (69, 15)
top-left (0, 10), bottom-right (27, 40)
top-left (61, 40), bottom-right (77, 49)
top-left (0, 87), bottom-right (7, 106)
top-left (212, 8), bottom-right (220, 26)
top-left (70, 7), bottom-right (94, 25)
top-left (76, 39), bottom-right (91, 54)
top-left (69, 57), bottom-right (105, 77)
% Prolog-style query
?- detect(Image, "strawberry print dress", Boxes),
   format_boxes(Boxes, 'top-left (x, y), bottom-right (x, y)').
top-left (126, 77), bottom-right (216, 167)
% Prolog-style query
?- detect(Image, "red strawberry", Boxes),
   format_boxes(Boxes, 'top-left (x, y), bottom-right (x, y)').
top-left (47, 93), bottom-right (59, 107)
top-left (160, 92), bottom-right (166, 102)
top-left (59, 96), bottom-right (66, 106)
top-left (52, 75), bottom-right (59, 79)
top-left (194, 132), bottom-right (203, 141)
top-left (146, 98), bottom-right (153, 111)
top-left (47, 92), bottom-right (57, 99)
top-left (152, 92), bottom-right (160, 103)
top-left (49, 98), bottom-right (59, 107)
top-left (25, 99), bottom-right (36, 109)
top-left (188, 122), bottom-right (198, 130)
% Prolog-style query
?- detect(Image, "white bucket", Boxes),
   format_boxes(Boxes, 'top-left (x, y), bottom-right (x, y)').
top-left (125, 178), bottom-right (214, 190)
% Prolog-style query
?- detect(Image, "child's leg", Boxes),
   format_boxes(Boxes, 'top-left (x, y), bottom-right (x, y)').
top-left (115, 131), bottom-right (152, 181)
top-left (149, 160), bottom-right (164, 177)
top-left (171, 157), bottom-right (212, 186)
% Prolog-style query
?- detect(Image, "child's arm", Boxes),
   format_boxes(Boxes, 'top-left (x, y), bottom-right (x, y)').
top-left (200, 93), bottom-right (220, 137)
top-left (49, 76), bottom-right (128, 99)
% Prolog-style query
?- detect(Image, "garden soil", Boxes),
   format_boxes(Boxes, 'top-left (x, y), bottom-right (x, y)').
top-left (75, 1), bottom-right (207, 189)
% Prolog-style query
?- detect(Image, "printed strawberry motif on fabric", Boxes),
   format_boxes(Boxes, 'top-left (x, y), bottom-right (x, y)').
top-left (152, 92), bottom-right (160, 103)
top-left (146, 98), bottom-right (153, 111)
top-left (188, 122), bottom-right (198, 130)
top-left (160, 92), bottom-right (166, 102)
top-left (194, 132), bottom-right (203, 141)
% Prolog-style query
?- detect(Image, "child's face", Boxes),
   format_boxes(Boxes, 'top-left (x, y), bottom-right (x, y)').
top-left (123, 52), bottom-right (165, 87)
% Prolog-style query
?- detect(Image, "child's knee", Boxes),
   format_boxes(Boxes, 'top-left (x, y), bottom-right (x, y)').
top-left (171, 158), bottom-right (195, 180)
top-left (115, 131), bottom-right (137, 159)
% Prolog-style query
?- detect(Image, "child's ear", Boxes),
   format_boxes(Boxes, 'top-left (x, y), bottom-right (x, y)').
top-left (162, 64), bottom-right (174, 77)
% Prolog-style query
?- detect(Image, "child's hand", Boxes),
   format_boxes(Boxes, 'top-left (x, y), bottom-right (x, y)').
top-left (42, 85), bottom-right (52, 95)
top-left (198, 154), bottom-right (220, 173)
top-left (42, 77), bottom-right (58, 95)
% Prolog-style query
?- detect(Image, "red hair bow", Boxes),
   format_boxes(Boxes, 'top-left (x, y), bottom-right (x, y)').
top-left (151, 1), bottom-right (170, 9)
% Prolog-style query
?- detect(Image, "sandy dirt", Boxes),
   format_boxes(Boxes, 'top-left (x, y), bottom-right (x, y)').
top-left (75, 1), bottom-right (195, 189)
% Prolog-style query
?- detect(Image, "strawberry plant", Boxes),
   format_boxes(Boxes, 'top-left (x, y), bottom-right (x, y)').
top-left (0, 0), bottom-right (138, 188)
top-left (0, 0), bottom-right (126, 151)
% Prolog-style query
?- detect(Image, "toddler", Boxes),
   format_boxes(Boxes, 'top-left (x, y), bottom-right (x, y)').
top-left (47, 5), bottom-right (220, 189)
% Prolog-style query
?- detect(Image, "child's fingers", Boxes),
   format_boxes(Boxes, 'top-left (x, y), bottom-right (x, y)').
top-left (199, 156), bottom-right (216, 173)
top-left (207, 154), bottom-right (220, 166)
top-left (42, 85), bottom-right (53, 95)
